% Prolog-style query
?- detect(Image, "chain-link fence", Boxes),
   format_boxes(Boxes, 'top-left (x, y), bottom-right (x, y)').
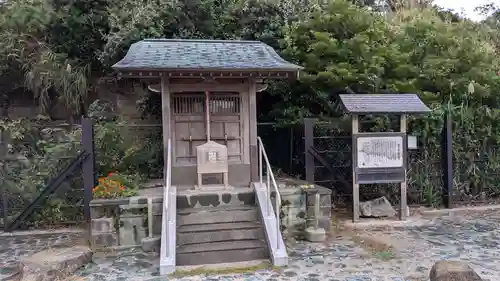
top-left (0, 120), bottom-right (85, 230)
top-left (257, 123), bottom-right (304, 178)
top-left (93, 122), bottom-right (164, 180)
top-left (453, 145), bottom-right (500, 205)
top-left (303, 116), bottom-right (444, 209)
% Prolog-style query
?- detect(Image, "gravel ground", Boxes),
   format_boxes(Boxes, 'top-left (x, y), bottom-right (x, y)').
top-left (2, 210), bottom-right (500, 281)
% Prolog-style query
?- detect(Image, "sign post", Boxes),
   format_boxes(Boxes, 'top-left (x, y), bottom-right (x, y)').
top-left (339, 94), bottom-right (431, 222)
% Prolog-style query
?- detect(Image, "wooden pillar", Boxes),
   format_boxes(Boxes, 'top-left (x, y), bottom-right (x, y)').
top-left (81, 117), bottom-right (95, 225)
top-left (161, 76), bottom-right (171, 183)
top-left (204, 91), bottom-right (211, 141)
top-left (441, 110), bottom-right (453, 208)
top-left (351, 114), bottom-right (360, 223)
top-left (304, 118), bottom-right (315, 183)
top-left (248, 79), bottom-right (258, 182)
top-left (400, 114), bottom-right (408, 220)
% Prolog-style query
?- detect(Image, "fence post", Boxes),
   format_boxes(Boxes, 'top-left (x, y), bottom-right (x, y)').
top-left (441, 111), bottom-right (453, 208)
top-left (0, 126), bottom-right (8, 231)
top-left (304, 118), bottom-right (315, 183)
top-left (81, 118), bottom-right (95, 224)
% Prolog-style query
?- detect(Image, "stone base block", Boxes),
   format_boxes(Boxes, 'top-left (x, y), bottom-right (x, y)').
top-left (91, 232), bottom-right (118, 248)
top-left (360, 196), bottom-right (396, 217)
top-left (430, 260), bottom-right (482, 281)
top-left (305, 227), bottom-right (326, 242)
top-left (91, 217), bottom-right (114, 233)
top-left (141, 236), bottom-right (161, 252)
top-left (19, 246), bottom-right (92, 281)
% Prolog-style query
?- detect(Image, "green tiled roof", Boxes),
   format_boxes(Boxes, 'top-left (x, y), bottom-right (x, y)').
top-left (112, 39), bottom-right (303, 73)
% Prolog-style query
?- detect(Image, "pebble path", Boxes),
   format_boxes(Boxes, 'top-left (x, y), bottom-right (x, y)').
top-left (2, 210), bottom-right (500, 281)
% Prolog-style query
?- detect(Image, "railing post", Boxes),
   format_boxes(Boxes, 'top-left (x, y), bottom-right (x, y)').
top-left (266, 167), bottom-right (271, 217)
top-left (304, 118), bottom-right (315, 183)
top-left (81, 117), bottom-right (95, 225)
top-left (441, 110), bottom-right (453, 208)
top-left (259, 140), bottom-right (263, 186)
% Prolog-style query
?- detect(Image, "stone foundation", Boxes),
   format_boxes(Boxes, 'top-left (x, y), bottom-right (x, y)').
top-left (90, 197), bottom-right (162, 250)
top-left (90, 180), bottom-right (332, 250)
top-left (277, 179), bottom-right (332, 239)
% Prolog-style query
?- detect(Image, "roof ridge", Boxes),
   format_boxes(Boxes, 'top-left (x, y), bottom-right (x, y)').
top-left (142, 38), bottom-right (262, 44)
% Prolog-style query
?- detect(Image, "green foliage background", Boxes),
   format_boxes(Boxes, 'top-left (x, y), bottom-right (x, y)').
top-left (2, 0), bottom-right (500, 226)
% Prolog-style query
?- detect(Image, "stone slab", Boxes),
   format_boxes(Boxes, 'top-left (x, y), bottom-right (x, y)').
top-left (141, 237), bottom-right (160, 252)
top-left (360, 196), bottom-right (396, 217)
top-left (91, 232), bottom-right (118, 248)
top-left (119, 220), bottom-right (147, 246)
top-left (91, 217), bottom-right (114, 233)
top-left (19, 246), bottom-right (92, 281)
top-left (430, 260), bottom-right (483, 281)
top-left (305, 227), bottom-right (326, 242)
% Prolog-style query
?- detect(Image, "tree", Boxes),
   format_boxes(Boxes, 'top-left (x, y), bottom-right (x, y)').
top-left (0, 0), bottom-right (89, 117)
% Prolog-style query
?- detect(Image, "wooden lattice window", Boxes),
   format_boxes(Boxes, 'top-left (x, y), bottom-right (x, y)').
top-left (209, 93), bottom-right (240, 115)
top-left (171, 92), bottom-right (240, 115)
top-left (171, 93), bottom-right (204, 115)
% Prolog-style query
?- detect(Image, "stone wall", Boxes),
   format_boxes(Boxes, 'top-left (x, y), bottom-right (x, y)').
top-left (277, 179), bottom-right (332, 239)
top-left (90, 197), bottom-right (162, 250)
top-left (90, 180), bottom-right (333, 250)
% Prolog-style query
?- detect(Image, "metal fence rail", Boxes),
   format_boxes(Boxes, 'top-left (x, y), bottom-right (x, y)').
top-left (0, 119), bottom-right (95, 231)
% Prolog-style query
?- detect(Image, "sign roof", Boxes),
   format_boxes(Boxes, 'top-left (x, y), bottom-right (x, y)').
top-left (339, 94), bottom-right (431, 114)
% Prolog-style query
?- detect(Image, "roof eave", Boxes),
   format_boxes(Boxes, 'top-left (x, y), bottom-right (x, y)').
top-left (342, 109), bottom-right (432, 115)
top-left (112, 66), bottom-right (301, 80)
top-left (111, 65), bottom-right (302, 72)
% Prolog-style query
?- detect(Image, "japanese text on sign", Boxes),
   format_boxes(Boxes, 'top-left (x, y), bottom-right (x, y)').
top-left (357, 136), bottom-right (403, 168)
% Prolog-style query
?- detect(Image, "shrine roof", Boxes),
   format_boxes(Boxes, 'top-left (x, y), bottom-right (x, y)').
top-left (112, 39), bottom-right (302, 78)
top-left (339, 94), bottom-right (431, 114)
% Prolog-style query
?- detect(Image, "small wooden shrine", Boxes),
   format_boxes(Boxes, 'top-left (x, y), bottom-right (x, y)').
top-left (112, 39), bottom-right (302, 189)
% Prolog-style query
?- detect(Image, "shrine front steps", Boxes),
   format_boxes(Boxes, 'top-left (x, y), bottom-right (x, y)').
top-left (176, 203), bottom-right (269, 266)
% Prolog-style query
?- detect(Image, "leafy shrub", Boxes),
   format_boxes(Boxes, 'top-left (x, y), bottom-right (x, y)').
top-left (93, 172), bottom-right (138, 199)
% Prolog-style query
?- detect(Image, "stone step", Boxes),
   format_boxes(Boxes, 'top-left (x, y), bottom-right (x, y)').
top-left (178, 221), bottom-right (262, 232)
top-left (176, 188), bottom-right (256, 209)
top-left (177, 222), bottom-right (264, 245)
top-left (177, 206), bottom-right (259, 225)
top-left (176, 240), bottom-right (269, 266)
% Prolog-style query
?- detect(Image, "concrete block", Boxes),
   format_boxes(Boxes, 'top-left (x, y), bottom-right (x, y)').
top-left (306, 205), bottom-right (332, 218)
top-left (118, 216), bottom-right (147, 246)
top-left (306, 216), bottom-right (331, 231)
top-left (119, 204), bottom-right (148, 216)
top-left (306, 193), bottom-right (331, 207)
top-left (141, 236), bottom-right (160, 252)
top-left (151, 203), bottom-right (162, 215)
top-left (177, 208), bottom-right (258, 225)
top-left (305, 227), bottom-right (326, 242)
top-left (90, 205), bottom-right (118, 219)
top-left (91, 217), bottom-right (114, 233)
top-left (281, 193), bottom-right (305, 207)
top-left (152, 214), bottom-right (162, 236)
top-left (91, 232), bottom-right (118, 248)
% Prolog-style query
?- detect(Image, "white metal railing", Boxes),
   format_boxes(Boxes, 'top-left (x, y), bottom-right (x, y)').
top-left (257, 136), bottom-right (281, 250)
top-left (161, 138), bottom-right (173, 257)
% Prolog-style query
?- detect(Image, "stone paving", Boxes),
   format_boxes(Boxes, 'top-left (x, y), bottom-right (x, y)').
top-left (2, 210), bottom-right (500, 281)
top-left (0, 231), bottom-right (84, 280)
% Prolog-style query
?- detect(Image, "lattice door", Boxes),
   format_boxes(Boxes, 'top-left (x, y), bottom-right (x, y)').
top-left (171, 92), bottom-right (243, 165)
